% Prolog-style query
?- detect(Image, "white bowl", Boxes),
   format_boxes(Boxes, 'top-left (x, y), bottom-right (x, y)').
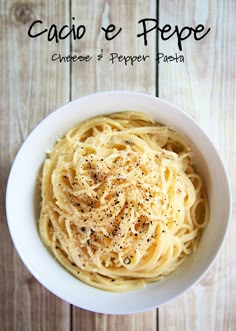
top-left (6, 91), bottom-right (231, 314)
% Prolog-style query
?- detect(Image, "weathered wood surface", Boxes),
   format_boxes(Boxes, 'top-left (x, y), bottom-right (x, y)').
top-left (0, 1), bottom-right (71, 331)
top-left (0, 0), bottom-right (235, 330)
top-left (158, 0), bottom-right (236, 330)
top-left (71, 0), bottom-right (156, 98)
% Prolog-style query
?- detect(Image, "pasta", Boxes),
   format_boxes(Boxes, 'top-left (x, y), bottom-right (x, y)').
top-left (38, 111), bottom-right (209, 291)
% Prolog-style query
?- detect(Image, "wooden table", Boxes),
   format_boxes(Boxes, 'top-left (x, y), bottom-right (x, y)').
top-left (1, 1), bottom-right (235, 330)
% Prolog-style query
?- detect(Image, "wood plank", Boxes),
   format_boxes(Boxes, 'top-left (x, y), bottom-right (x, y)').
top-left (72, 309), bottom-right (156, 331)
top-left (70, 0), bottom-right (157, 328)
top-left (158, 0), bottom-right (236, 330)
top-left (0, 1), bottom-right (71, 330)
top-left (71, 0), bottom-right (156, 98)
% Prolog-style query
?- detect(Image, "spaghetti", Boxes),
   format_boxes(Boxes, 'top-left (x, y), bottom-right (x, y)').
top-left (39, 111), bottom-right (209, 291)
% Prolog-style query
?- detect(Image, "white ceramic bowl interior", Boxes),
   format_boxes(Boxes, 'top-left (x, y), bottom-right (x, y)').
top-left (6, 91), bottom-right (231, 314)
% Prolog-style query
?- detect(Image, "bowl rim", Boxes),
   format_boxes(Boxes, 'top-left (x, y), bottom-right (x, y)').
top-left (5, 91), bottom-right (232, 314)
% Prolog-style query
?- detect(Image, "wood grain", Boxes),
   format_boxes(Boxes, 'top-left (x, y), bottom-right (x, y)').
top-left (0, 1), bottom-right (71, 330)
top-left (72, 309), bottom-right (156, 331)
top-left (71, 0), bottom-right (156, 98)
top-left (70, 0), bottom-right (157, 329)
top-left (158, 0), bottom-right (236, 330)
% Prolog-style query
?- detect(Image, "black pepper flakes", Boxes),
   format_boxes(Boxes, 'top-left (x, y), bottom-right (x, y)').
top-left (124, 257), bottom-right (131, 265)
